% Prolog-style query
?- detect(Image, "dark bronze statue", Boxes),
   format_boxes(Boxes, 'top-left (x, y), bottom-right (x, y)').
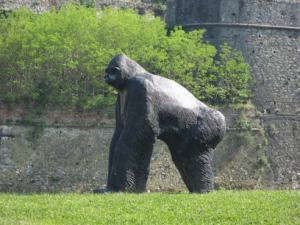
top-left (99, 54), bottom-right (226, 193)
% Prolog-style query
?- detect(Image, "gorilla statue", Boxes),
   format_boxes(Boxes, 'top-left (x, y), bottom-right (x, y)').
top-left (102, 54), bottom-right (226, 193)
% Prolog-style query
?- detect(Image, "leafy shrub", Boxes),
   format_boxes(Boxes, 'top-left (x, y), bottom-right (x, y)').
top-left (0, 4), bottom-right (252, 110)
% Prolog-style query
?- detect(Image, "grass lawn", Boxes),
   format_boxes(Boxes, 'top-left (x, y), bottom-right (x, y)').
top-left (0, 191), bottom-right (299, 224)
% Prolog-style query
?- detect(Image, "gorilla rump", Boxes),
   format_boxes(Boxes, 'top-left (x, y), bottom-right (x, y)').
top-left (103, 54), bottom-right (226, 193)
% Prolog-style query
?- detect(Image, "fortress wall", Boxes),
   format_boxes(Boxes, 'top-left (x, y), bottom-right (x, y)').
top-left (167, 0), bottom-right (300, 186)
top-left (0, 0), bottom-right (158, 13)
top-left (0, 107), bottom-right (186, 192)
top-left (0, 106), bottom-right (270, 192)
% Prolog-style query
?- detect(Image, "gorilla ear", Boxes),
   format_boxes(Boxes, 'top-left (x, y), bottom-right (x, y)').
top-left (105, 67), bottom-right (121, 74)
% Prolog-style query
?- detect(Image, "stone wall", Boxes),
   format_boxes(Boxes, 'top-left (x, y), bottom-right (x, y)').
top-left (1, 104), bottom-right (282, 192)
top-left (0, 124), bottom-right (187, 192)
top-left (0, 0), bottom-right (165, 17)
top-left (0, 106), bottom-right (187, 192)
top-left (167, 0), bottom-right (300, 188)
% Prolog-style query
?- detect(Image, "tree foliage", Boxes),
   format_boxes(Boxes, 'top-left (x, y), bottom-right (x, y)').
top-left (0, 4), bottom-right (252, 110)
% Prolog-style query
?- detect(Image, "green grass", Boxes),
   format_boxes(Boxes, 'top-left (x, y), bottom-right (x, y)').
top-left (0, 191), bottom-right (299, 224)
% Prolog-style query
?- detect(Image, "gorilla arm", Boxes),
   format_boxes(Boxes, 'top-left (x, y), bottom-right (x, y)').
top-left (107, 94), bottom-right (123, 189)
top-left (108, 80), bottom-right (155, 192)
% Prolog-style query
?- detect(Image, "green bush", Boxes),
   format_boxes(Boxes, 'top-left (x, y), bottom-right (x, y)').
top-left (0, 4), bottom-right (252, 110)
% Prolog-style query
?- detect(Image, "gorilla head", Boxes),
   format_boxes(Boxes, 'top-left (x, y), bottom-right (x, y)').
top-left (104, 54), bottom-right (145, 90)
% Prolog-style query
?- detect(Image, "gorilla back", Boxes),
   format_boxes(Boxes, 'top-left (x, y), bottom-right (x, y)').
top-left (103, 54), bottom-right (226, 193)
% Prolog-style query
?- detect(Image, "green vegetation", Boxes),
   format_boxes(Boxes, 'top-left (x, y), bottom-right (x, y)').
top-left (0, 4), bottom-right (252, 110)
top-left (0, 191), bottom-right (299, 224)
top-left (233, 113), bottom-right (253, 131)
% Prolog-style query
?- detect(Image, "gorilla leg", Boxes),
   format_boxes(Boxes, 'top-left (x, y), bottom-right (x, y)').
top-left (184, 149), bottom-right (214, 193)
top-left (169, 144), bottom-right (214, 193)
top-left (109, 127), bottom-right (155, 192)
top-left (107, 127), bottom-right (122, 190)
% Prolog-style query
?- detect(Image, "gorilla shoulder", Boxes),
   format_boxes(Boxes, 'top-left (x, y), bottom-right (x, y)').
top-left (128, 73), bottom-right (206, 110)
top-left (151, 74), bottom-right (206, 110)
top-left (127, 72), bottom-right (154, 90)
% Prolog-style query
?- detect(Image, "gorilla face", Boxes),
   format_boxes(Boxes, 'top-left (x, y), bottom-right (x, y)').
top-left (104, 66), bottom-right (125, 90)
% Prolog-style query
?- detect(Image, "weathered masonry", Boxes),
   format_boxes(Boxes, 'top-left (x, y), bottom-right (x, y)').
top-left (167, 0), bottom-right (300, 187)
top-left (0, 0), bottom-right (163, 16)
